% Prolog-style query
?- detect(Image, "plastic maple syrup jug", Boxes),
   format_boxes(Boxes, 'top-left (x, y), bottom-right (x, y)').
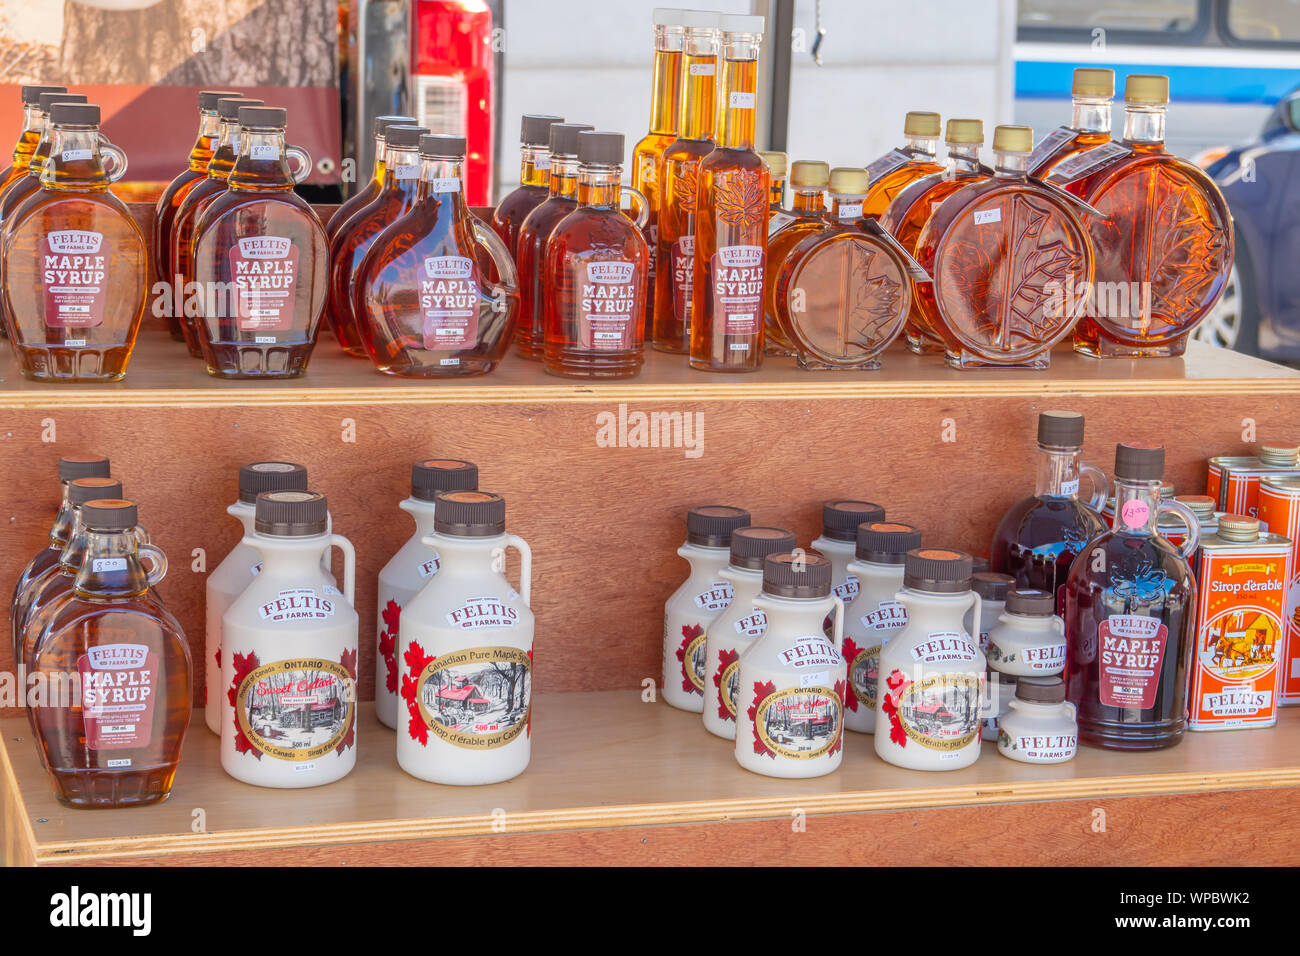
top-left (663, 505), bottom-right (752, 712)
top-left (996, 675), bottom-right (1078, 764)
top-left (203, 461), bottom-right (311, 735)
top-left (733, 552), bottom-right (847, 779)
top-left (220, 492), bottom-right (358, 789)
top-left (986, 588), bottom-right (1067, 677)
top-left (811, 499), bottom-right (886, 610)
top-left (875, 548), bottom-right (986, 771)
top-left (375, 459), bottom-right (479, 730)
top-left (396, 491), bottom-right (534, 785)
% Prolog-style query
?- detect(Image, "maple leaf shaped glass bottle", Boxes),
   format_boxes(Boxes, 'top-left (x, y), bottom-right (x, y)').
top-left (862, 111), bottom-right (944, 218)
top-left (2, 102), bottom-right (143, 383)
top-left (26, 499), bottom-right (190, 809)
top-left (355, 133), bottom-right (519, 377)
top-left (690, 12), bottom-right (768, 373)
top-left (324, 123), bottom-right (429, 356)
top-left (990, 410), bottom-right (1108, 612)
top-left (491, 113), bottom-right (564, 259)
top-left (514, 122), bottom-right (593, 360)
top-left (190, 106), bottom-right (327, 379)
top-left (763, 159), bottom-right (828, 356)
top-left (1063, 443), bottom-right (1200, 749)
top-left (152, 89), bottom-right (239, 340)
top-left (653, 10), bottom-right (719, 354)
top-left (1050, 74), bottom-right (1233, 358)
top-left (1027, 68), bottom-right (1114, 177)
top-left (544, 130), bottom-right (650, 378)
top-left (760, 150), bottom-right (787, 218)
top-left (0, 85), bottom-right (66, 198)
top-left (778, 167), bottom-right (916, 370)
top-left (325, 114), bottom-right (417, 240)
top-left (914, 124), bottom-right (1096, 369)
top-left (880, 118), bottom-right (989, 354)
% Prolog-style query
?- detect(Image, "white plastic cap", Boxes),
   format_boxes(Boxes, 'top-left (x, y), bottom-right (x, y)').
top-left (717, 13), bottom-right (765, 33)
top-left (677, 10), bottom-right (721, 29)
top-left (652, 8), bottom-right (694, 26)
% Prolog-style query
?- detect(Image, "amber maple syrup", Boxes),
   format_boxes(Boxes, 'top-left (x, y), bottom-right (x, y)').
top-left (491, 114), bottom-right (564, 258)
top-left (189, 106), bottom-right (327, 378)
top-left (690, 13), bottom-right (768, 373)
top-left (326, 114), bottom-right (417, 240)
top-left (765, 160), bottom-right (828, 354)
top-left (653, 11), bottom-right (719, 353)
top-left (544, 130), bottom-right (650, 378)
top-left (0, 92), bottom-right (88, 231)
top-left (325, 123), bottom-right (428, 357)
top-left (862, 111), bottom-right (944, 218)
top-left (2, 103), bottom-right (144, 383)
top-left (514, 123), bottom-right (593, 359)
top-left (760, 150), bottom-right (787, 216)
top-left (1027, 68), bottom-right (1113, 177)
top-left (0, 86), bottom-right (66, 197)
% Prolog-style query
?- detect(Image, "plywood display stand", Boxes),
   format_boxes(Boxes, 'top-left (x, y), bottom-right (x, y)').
top-left (2, 204), bottom-right (1299, 865)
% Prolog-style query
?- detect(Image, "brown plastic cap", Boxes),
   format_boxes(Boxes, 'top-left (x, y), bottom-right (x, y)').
top-left (549, 123), bottom-right (595, 157)
top-left (199, 90), bottom-right (243, 111)
top-left (973, 572), bottom-right (1015, 602)
top-left (730, 526), bottom-right (798, 570)
top-left (904, 548), bottom-right (974, 593)
top-left (81, 499), bottom-right (138, 532)
top-left (578, 130), bottom-right (624, 165)
top-left (1038, 410), bottom-right (1084, 447)
top-left (384, 124), bottom-right (430, 149)
top-left (373, 114), bottom-right (419, 136)
top-left (255, 490), bottom-right (329, 537)
top-left (58, 456), bottom-right (110, 482)
top-left (50, 103), bottom-right (100, 126)
top-left (68, 477), bottom-right (123, 508)
top-left (1115, 443), bottom-right (1165, 481)
top-left (759, 151), bottom-right (788, 178)
top-left (904, 111), bottom-right (941, 137)
top-left (822, 499), bottom-right (885, 541)
top-left (238, 461), bottom-right (308, 504)
top-left (945, 118), bottom-right (984, 145)
top-left (1073, 68), bottom-right (1115, 98)
top-left (762, 552), bottom-right (831, 598)
top-left (992, 125), bottom-right (1033, 153)
top-left (434, 490), bottom-right (506, 537)
top-left (38, 93), bottom-right (87, 112)
top-left (412, 459), bottom-right (478, 501)
top-left (217, 97), bottom-right (263, 120)
top-left (789, 160), bottom-right (831, 188)
top-left (420, 133), bottom-right (466, 158)
top-left (856, 521), bottom-right (922, 563)
top-left (829, 167), bottom-right (870, 193)
top-left (1016, 675), bottom-right (1066, 704)
top-left (520, 113), bottom-right (564, 146)
top-left (238, 106), bottom-right (287, 129)
top-left (22, 85), bottom-right (66, 106)
top-left (686, 505), bottom-right (752, 547)
top-left (1125, 74), bottom-right (1169, 104)
top-left (1006, 588), bottom-right (1056, 616)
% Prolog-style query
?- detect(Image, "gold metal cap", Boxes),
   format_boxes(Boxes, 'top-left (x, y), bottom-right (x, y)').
top-left (992, 125), bottom-right (1033, 153)
top-left (1125, 74), bottom-right (1169, 104)
top-left (829, 166), bottom-right (870, 193)
top-left (904, 111), bottom-right (941, 137)
top-left (945, 118), bottom-right (984, 145)
top-left (789, 160), bottom-right (831, 188)
top-left (1073, 67), bottom-right (1115, 98)
top-left (759, 151), bottom-right (787, 178)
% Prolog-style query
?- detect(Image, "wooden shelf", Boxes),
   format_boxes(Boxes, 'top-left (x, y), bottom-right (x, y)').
top-left (0, 329), bottom-right (1296, 409)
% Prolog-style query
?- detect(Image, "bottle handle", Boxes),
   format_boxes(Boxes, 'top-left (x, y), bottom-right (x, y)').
top-left (470, 218), bottom-right (520, 299)
top-left (1080, 461), bottom-right (1108, 512)
top-left (503, 534), bottom-right (533, 607)
top-left (132, 524), bottom-right (152, 547)
top-left (967, 590), bottom-right (983, 644)
top-left (1158, 498), bottom-right (1201, 560)
top-left (622, 185), bottom-right (650, 230)
top-left (100, 142), bottom-right (129, 183)
top-left (286, 144), bottom-right (313, 184)
top-left (138, 543), bottom-right (168, 587)
top-left (827, 595), bottom-right (845, 653)
top-left (329, 533), bottom-right (356, 606)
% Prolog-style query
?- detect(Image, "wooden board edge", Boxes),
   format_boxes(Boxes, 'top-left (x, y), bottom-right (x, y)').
top-left (0, 734), bottom-right (39, 867)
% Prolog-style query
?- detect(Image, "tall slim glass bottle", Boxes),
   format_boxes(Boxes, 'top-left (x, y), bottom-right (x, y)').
top-left (326, 114), bottom-right (418, 239)
top-left (690, 13), bottom-right (768, 373)
top-left (862, 111), bottom-right (943, 218)
top-left (1027, 68), bottom-right (1113, 177)
top-left (491, 114), bottom-right (564, 259)
top-left (653, 11), bottom-right (719, 353)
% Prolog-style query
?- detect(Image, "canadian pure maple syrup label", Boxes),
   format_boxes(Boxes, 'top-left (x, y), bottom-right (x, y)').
top-left (751, 684), bottom-right (844, 760)
top-left (580, 260), bottom-right (637, 350)
top-left (234, 657), bottom-right (355, 762)
top-left (671, 235), bottom-right (694, 323)
top-left (421, 255), bottom-right (481, 350)
top-left (673, 622), bottom-right (706, 696)
top-left (1097, 614), bottom-right (1169, 708)
top-left (410, 645), bottom-right (531, 749)
top-left (710, 245), bottom-right (764, 337)
top-left (41, 230), bottom-right (108, 329)
top-left (886, 671), bottom-right (982, 752)
top-left (229, 236), bottom-right (299, 332)
top-left (445, 595), bottom-right (520, 630)
top-left (78, 644), bottom-right (157, 751)
top-left (258, 587), bottom-right (337, 622)
top-left (910, 632), bottom-right (978, 664)
top-left (844, 637), bottom-right (881, 711)
top-left (714, 645), bottom-right (744, 718)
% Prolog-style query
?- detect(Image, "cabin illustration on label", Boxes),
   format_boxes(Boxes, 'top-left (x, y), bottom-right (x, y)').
top-left (420, 661), bottom-right (530, 735)
top-left (1204, 609), bottom-right (1279, 676)
top-left (762, 692), bottom-right (838, 752)
top-left (245, 667), bottom-right (347, 749)
top-left (900, 680), bottom-right (979, 739)
top-left (850, 651), bottom-right (878, 699)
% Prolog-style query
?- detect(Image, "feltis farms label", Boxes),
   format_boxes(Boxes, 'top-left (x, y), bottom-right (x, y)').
top-left (421, 255), bottom-right (480, 350)
top-left (42, 230), bottom-right (107, 330)
top-left (229, 235), bottom-right (299, 332)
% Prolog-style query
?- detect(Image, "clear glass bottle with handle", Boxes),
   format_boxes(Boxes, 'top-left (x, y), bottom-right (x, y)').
top-left (396, 491), bottom-right (534, 785)
top-left (375, 459), bottom-right (479, 731)
top-left (220, 492), bottom-right (357, 789)
top-left (734, 552), bottom-right (846, 779)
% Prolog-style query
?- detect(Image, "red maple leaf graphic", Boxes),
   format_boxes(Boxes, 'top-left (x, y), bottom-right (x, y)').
top-left (881, 669), bottom-right (912, 748)
top-left (401, 639), bottom-right (437, 747)
top-left (748, 680), bottom-right (777, 759)
top-left (228, 651), bottom-right (262, 759)
top-left (841, 637), bottom-right (863, 713)
top-left (214, 647), bottom-right (221, 669)
top-left (828, 680), bottom-right (847, 757)
top-left (336, 647), bottom-right (358, 755)
top-left (713, 647), bottom-right (740, 720)
top-left (378, 599), bottom-right (401, 694)
top-left (674, 623), bottom-right (704, 694)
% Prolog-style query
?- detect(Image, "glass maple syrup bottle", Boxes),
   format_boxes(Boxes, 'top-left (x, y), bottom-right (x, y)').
top-left (690, 12), bottom-right (768, 373)
top-left (27, 499), bottom-right (190, 808)
top-left (914, 124), bottom-right (1095, 369)
top-left (355, 133), bottom-right (519, 377)
top-left (190, 106), bottom-right (327, 379)
top-left (653, 10), bottom-right (719, 354)
top-left (544, 130), bottom-right (650, 379)
top-left (862, 111), bottom-right (943, 218)
top-left (326, 114), bottom-right (417, 240)
top-left (1051, 74), bottom-right (1233, 358)
top-left (153, 89), bottom-right (240, 341)
top-left (633, 9), bottom-right (687, 333)
top-left (491, 113), bottom-right (564, 258)
top-left (779, 167), bottom-right (916, 370)
top-left (1027, 68), bottom-right (1113, 177)
top-left (1064, 443), bottom-right (1199, 750)
top-left (0, 92), bottom-right (89, 230)
top-left (0, 85), bottom-right (66, 195)
top-left (2, 103), bottom-right (143, 383)
top-left (325, 123), bottom-right (428, 356)
top-left (764, 159), bottom-right (828, 355)
top-left (514, 122), bottom-right (594, 359)
top-left (880, 118), bottom-right (988, 354)
top-left (760, 151), bottom-right (787, 215)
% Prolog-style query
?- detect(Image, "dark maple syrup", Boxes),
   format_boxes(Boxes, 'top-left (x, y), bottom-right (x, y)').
top-left (326, 114), bottom-right (417, 240)
top-left (491, 114), bottom-right (563, 258)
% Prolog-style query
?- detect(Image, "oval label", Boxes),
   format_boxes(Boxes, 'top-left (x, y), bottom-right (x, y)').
top-left (755, 686), bottom-right (843, 760)
top-left (236, 658), bottom-right (354, 762)
top-left (415, 645), bottom-right (532, 749)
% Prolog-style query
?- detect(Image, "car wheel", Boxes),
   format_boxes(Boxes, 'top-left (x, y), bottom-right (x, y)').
top-left (1193, 248), bottom-right (1259, 354)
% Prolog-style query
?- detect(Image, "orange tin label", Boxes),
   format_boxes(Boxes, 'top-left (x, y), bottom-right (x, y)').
top-left (1258, 481), bottom-right (1300, 703)
top-left (1206, 462), bottom-right (1223, 511)
top-left (1189, 539), bottom-right (1290, 727)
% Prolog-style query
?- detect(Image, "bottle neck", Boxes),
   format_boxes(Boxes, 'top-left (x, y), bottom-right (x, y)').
top-left (578, 162), bottom-right (622, 209)
top-left (59, 511), bottom-right (90, 571)
top-left (12, 105), bottom-right (43, 164)
top-left (419, 156), bottom-right (469, 213)
top-left (649, 25), bottom-right (685, 135)
top-left (993, 151), bottom-right (1029, 179)
top-left (715, 34), bottom-right (760, 150)
top-left (1071, 96), bottom-right (1112, 134)
top-left (189, 108), bottom-right (222, 171)
top-left (49, 483), bottom-right (76, 545)
top-left (251, 532), bottom-right (334, 575)
top-left (229, 500), bottom-right (257, 535)
top-left (791, 187), bottom-right (825, 213)
top-left (768, 176), bottom-right (785, 208)
top-left (371, 132), bottom-right (388, 184)
top-left (41, 126), bottom-right (110, 190)
top-left (905, 134), bottom-right (939, 161)
top-left (379, 144), bottom-right (424, 197)
top-left (548, 155), bottom-right (580, 198)
top-left (1034, 444), bottom-right (1083, 497)
top-left (207, 118), bottom-right (242, 180)
top-left (1114, 477), bottom-right (1162, 535)
top-left (74, 530), bottom-right (150, 599)
top-left (678, 28), bottom-right (719, 141)
top-left (830, 193), bottom-right (866, 220)
top-left (946, 142), bottom-right (982, 174)
top-left (1123, 105), bottom-right (1166, 146)
top-left (229, 128), bottom-right (295, 190)
top-left (518, 144), bottom-right (550, 187)
top-left (426, 530), bottom-right (508, 567)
